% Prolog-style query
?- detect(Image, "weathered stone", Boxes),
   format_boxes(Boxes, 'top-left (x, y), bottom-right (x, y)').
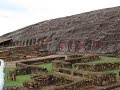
top-left (1, 6), bottom-right (120, 56)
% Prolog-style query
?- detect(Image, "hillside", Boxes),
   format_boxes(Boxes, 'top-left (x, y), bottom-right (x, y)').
top-left (1, 6), bottom-right (120, 56)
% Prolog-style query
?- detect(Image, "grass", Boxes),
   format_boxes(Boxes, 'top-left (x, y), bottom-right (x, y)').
top-left (5, 57), bottom-right (120, 86)
top-left (86, 56), bottom-right (120, 79)
top-left (37, 59), bottom-right (120, 79)
top-left (5, 67), bottom-right (15, 74)
top-left (6, 75), bottom-right (30, 86)
top-left (87, 56), bottom-right (120, 64)
top-left (5, 63), bottom-right (52, 86)
top-left (5, 67), bottom-right (30, 87)
top-left (38, 63), bottom-right (52, 72)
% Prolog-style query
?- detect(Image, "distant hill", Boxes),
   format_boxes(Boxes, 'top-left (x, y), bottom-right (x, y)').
top-left (1, 6), bottom-right (120, 56)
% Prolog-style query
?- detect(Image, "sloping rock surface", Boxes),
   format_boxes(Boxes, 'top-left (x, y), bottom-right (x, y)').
top-left (1, 6), bottom-right (120, 56)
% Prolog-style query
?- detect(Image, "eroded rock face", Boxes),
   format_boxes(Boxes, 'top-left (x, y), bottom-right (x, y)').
top-left (1, 6), bottom-right (120, 56)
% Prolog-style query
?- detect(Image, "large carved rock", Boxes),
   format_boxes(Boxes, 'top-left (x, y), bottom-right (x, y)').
top-left (1, 6), bottom-right (120, 56)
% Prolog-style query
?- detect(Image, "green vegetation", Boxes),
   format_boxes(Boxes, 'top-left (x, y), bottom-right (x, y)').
top-left (87, 56), bottom-right (120, 64)
top-left (86, 56), bottom-right (120, 79)
top-left (5, 63), bottom-right (52, 86)
top-left (5, 67), bottom-right (15, 74)
top-left (6, 75), bottom-right (30, 86)
top-left (5, 67), bottom-right (30, 86)
top-left (39, 63), bottom-right (52, 72)
top-left (5, 57), bottom-right (120, 86)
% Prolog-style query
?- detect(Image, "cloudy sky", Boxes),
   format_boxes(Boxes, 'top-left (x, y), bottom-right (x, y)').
top-left (0, 0), bottom-right (120, 36)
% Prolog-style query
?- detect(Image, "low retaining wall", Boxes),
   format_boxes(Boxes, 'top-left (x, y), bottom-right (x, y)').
top-left (74, 62), bottom-right (120, 71)
top-left (64, 55), bottom-right (100, 64)
top-left (0, 50), bottom-right (10, 57)
top-left (55, 68), bottom-right (117, 86)
top-left (17, 56), bottom-right (65, 66)
top-left (51, 60), bottom-right (72, 69)
top-left (15, 55), bottom-right (65, 75)
top-left (15, 64), bottom-right (48, 75)
top-left (23, 72), bottom-right (95, 90)
top-left (65, 54), bottom-right (83, 59)
top-left (0, 45), bottom-right (56, 61)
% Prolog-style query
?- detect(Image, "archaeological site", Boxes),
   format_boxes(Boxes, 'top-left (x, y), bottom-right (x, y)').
top-left (0, 6), bottom-right (120, 90)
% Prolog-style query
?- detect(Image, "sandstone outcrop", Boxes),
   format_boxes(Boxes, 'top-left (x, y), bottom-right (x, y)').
top-left (1, 6), bottom-right (120, 56)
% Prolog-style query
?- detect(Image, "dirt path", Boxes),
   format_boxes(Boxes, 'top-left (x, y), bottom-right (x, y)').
top-left (5, 54), bottom-right (66, 67)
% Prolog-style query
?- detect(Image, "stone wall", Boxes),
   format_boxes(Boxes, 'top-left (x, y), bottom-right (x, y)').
top-left (0, 45), bottom-right (55, 61)
top-left (15, 55), bottom-right (66, 75)
top-left (56, 68), bottom-right (117, 86)
top-left (51, 54), bottom-right (117, 86)
top-left (74, 62), bottom-right (120, 71)
top-left (7, 65), bottom-right (48, 78)
top-left (51, 60), bottom-right (72, 70)
top-left (16, 56), bottom-right (65, 66)
top-left (23, 72), bottom-right (95, 90)
top-left (0, 50), bottom-right (10, 58)
top-left (6, 54), bottom-right (119, 90)
top-left (15, 63), bottom-right (48, 75)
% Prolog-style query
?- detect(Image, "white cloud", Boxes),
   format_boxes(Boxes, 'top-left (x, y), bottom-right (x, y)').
top-left (0, 0), bottom-right (120, 36)
top-left (8, 0), bottom-right (120, 10)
